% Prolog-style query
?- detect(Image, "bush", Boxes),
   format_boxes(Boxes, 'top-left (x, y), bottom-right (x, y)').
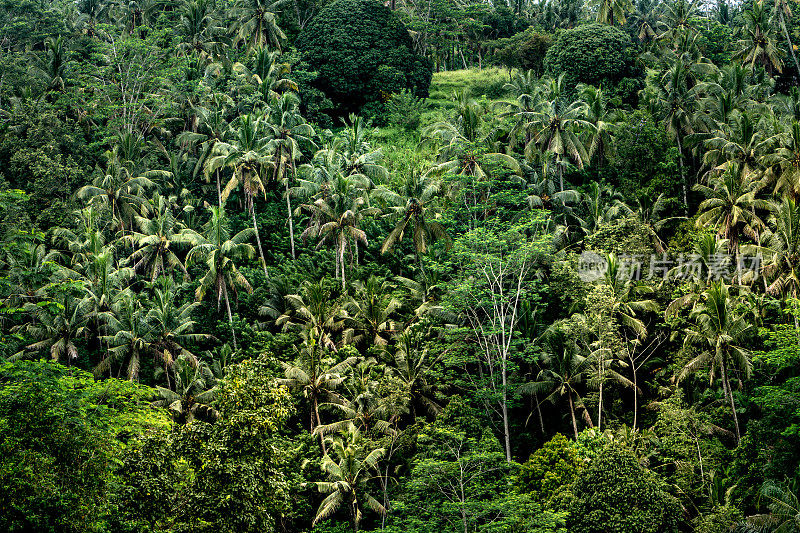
top-left (543, 23), bottom-right (641, 92)
top-left (567, 444), bottom-right (681, 533)
top-left (387, 89), bottom-right (424, 131)
top-left (296, 0), bottom-right (432, 116)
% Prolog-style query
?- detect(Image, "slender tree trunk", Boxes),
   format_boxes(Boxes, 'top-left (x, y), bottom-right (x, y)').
top-left (676, 134), bottom-right (689, 217)
top-left (568, 391), bottom-right (579, 439)
top-left (501, 360), bottom-right (512, 462)
top-left (285, 178), bottom-right (296, 259)
top-left (250, 204), bottom-right (269, 279)
top-left (223, 284), bottom-right (238, 351)
top-left (721, 359), bottom-right (741, 442)
top-left (340, 238), bottom-right (346, 290)
top-left (779, 11), bottom-right (800, 82)
top-left (632, 365), bottom-right (639, 430)
top-left (216, 169), bottom-right (222, 209)
top-left (313, 396), bottom-right (327, 454)
top-left (535, 393), bottom-right (545, 434)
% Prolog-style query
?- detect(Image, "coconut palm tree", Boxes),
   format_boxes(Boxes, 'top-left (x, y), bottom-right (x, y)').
top-left (310, 429), bottom-right (386, 532)
top-left (375, 173), bottom-right (450, 270)
top-left (154, 354), bottom-right (218, 423)
top-left (346, 276), bottom-right (400, 347)
top-left (735, 0), bottom-right (784, 75)
top-left (518, 326), bottom-right (598, 438)
top-left (590, 0), bottom-right (633, 25)
top-left (126, 194), bottom-right (202, 281)
top-left (265, 93), bottom-right (315, 259)
top-left (76, 149), bottom-right (159, 236)
top-left (12, 294), bottom-right (90, 364)
top-left (205, 114), bottom-right (271, 277)
top-left (186, 206), bottom-right (255, 350)
top-left (677, 282), bottom-right (754, 442)
top-left (233, 0), bottom-right (289, 52)
top-left (694, 163), bottom-right (770, 255)
top-left (96, 292), bottom-right (155, 381)
top-left (384, 327), bottom-right (442, 418)
top-left (234, 47), bottom-right (298, 102)
top-left (526, 76), bottom-right (591, 191)
top-left (762, 120), bottom-right (800, 200)
top-left (277, 280), bottom-right (351, 350)
top-left (146, 276), bottom-right (209, 381)
top-left (578, 84), bottom-right (620, 167)
top-left (278, 332), bottom-right (358, 450)
top-left (747, 197), bottom-right (800, 299)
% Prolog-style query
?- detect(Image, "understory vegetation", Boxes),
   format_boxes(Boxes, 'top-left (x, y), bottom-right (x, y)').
top-left (3, 0), bottom-right (800, 531)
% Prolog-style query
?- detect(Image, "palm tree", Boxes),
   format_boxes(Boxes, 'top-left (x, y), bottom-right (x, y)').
top-left (735, 0), bottom-right (784, 75)
top-left (233, 0), bottom-right (289, 52)
top-left (656, 0), bottom-right (700, 45)
top-left (315, 387), bottom-right (397, 439)
top-left (694, 162), bottom-right (770, 254)
top-left (310, 429), bottom-right (387, 532)
top-left (762, 120), bottom-right (800, 200)
top-left (154, 354), bottom-right (218, 424)
top-left (589, 0), bottom-right (633, 25)
top-left (677, 282), bottom-right (754, 442)
top-left (176, 0), bottom-right (223, 62)
top-left (205, 114), bottom-right (271, 277)
top-left (702, 111), bottom-right (766, 180)
top-left (234, 47), bottom-right (298, 102)
top-left (376, 173), bottom-right (450, 270)
top-left (29, 36), bottom-right (70, 92)
top-left (146, 276), bottom-right (209, 382)
top-left (265, 93), bottom-right (315, 259)
top-left (347, 276), bottom-right (400, 347)
top-left (774, 0), bottom-right (800, 80)
top-left (526, 76), bottom-right (591, 191)
top-left (276, 280), bottom-right (351, 350)
top-left (518, 326), bottom-right (598, 438)
top-left (384, 327), bottom-right (442, 418)
top-left (299, 175), bottom-right (377, 289)
top-left (76, 149), bottom-right (159, 236)
top-left (96, 292), bottom-right (154, 381)
top-left (748, 197), bottom-right (800, 300)
top-left (186, 206), bottom-right (256, 350)
top-left (126, 194), bottom-right (202, 281)
top-left (578, 84), bottom-right (620, 167)
top-left (12, 294), bottom-right (89, 364)
top-left (642, 57), bottom-right (701, 212)
top-left (745, 479), bottom-right (800, 531)
top-left (278, 332), bottom-right (358, 450)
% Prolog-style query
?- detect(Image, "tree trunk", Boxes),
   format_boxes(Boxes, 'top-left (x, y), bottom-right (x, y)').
top-left (779, 11), bottom-right (800, 82)
top-left (216, 169), bottom-right (222, 209)
top-left (340, 238), bottom-right (346, 290)
top-left (285, 177), bottom-right (296, 259)
top-left (313, 396), bottom-right (327, 455)
top-left (501, 361), bottom-right (512, 462)
top-left (676, 134), bottom-right (689, 217)
top-left (721, 359), bottom-right (741, 442)
top-left (632, 365), bottom-right (639, 430)
top-left (535, 393), bottom-right (545, 434)
top-left (250, 204), bottom-right (269, 279)
top-left (223, 283), bottom-right (238, 351)
top-left (568, 391), bottom-right (579, 439)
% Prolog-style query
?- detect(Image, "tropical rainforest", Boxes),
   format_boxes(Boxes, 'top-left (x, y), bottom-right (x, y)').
top-left (2, 0), bottom-right (800, 531)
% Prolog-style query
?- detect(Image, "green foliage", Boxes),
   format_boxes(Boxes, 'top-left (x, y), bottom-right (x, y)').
top-left (115, 358), bottom-right (304, 532)
top-left (0, 360), bottom-right (167, 532)
top-left (387, 90), bottom-right (424, 132)
top-left (543, 23), bottom-right (641, 94)
top-left (567, 443), bottom-right (681, 533)
top-left (296, 0), bottom-right (432, 114)
top-left (517, 433), bottom-right (584, 506)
